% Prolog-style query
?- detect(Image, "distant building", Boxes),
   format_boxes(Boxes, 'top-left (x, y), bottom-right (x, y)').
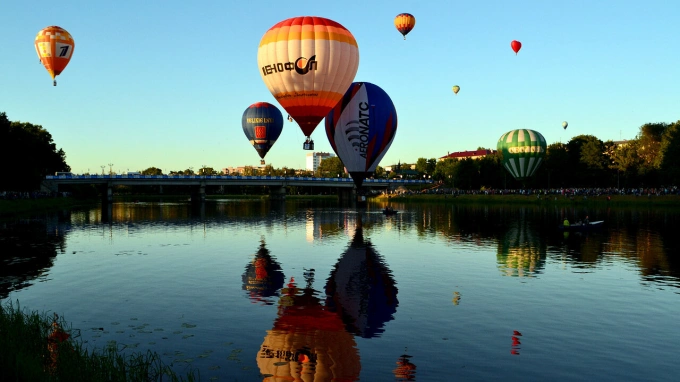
top-left (439, 149), bottom-right (496, 161)
top-left (306, 152), bottom-right (336, 172)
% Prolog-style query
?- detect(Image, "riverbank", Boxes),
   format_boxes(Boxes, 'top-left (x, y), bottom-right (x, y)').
top-left (0, 301), bottom-right (195, 381)
top-left (0, 197), bottom-right (98, 217)
top-left (376, 193), bottom-right (680, 208)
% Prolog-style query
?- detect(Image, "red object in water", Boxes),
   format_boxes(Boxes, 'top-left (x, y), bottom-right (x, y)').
top-left (513, 330), bottom-right (522, 336)
top-left (511, 40), bottom-right (522, 55)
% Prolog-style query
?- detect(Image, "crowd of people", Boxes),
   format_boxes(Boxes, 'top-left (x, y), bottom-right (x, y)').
top-left (385, 186), bottom-right (680, 198)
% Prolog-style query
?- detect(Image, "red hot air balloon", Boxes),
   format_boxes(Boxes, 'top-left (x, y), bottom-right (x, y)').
top-left (511, 40), bottom-right (522, 55)
top-left (258, 16), bottom-right (360, 150)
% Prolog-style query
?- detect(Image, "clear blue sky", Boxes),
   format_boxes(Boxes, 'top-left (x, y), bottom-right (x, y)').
top-left (2, 0), bottom-right (679, 174)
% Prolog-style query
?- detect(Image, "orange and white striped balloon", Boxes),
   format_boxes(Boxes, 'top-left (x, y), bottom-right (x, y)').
top-left (35, 26), bottom-right (74, 86)
top-left (257, 16), bottom-right (359, 138)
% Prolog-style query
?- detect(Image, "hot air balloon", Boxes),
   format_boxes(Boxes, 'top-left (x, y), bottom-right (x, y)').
top-left (35, 26), bottom-right (74, 86)
top-left (242, 102), bottom-right (284, 165)
top-left (497, 129), bottom-right (547, 181)
top-left (242, 239), bottom-right (285, 305)
top-left (325, 215), bottom-right (398, 338)
top-left (257, 272), bottom-right (361, 382)
top-left (325, 82), bottom-right (397, 189)
top-left (394, 13), bottom-right (416, 39)
top-left (258, 16), bottom-right (360, 150)
top-left (452, 85), bottom-right (460, 95)
top-left (562, 121), bottom-right (568, 130)
top-left (510, 40), bottom-right (522, 55)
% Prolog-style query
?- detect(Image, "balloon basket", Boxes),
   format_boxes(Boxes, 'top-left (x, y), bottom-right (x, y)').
top-left (260, 160), bottom-right (265, 165)
top-left (303, 140), bottom-right (314, 150)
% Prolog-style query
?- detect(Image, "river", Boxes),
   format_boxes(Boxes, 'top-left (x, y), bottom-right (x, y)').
top-left (2, 199), bottom-right (679, 381)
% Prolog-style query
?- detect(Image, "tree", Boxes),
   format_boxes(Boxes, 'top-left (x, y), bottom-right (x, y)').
top-left (0, 112), bottom-right (70, 190)
top-left (142, 167), bottom-right (163, 175)
top-left (316, 156), bottom-right (345, 177)
top-left (374, 166), bottom-right (385, 178)
top-left (659, 121), bottom-right (680, 186)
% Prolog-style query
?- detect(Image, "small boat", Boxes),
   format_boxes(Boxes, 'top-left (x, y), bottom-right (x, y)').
top-left (382, 208), bottom-right (399, 215)
top-left (558, 221), bottom-right (604, 232)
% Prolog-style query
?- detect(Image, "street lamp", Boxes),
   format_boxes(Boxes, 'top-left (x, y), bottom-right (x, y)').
top-left (108, 163), bottom-right (114, 175)
top-left (101, 165), bottom-right (105, 175)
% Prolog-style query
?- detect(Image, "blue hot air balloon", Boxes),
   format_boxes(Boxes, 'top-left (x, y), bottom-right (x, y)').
top-left (325, 82), bottom-right (398, 188)
top-left (242, 102), bottom-right (284, 164)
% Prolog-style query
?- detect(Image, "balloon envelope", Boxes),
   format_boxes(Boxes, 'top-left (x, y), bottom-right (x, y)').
top-left (242, 239), bottom-right (285, 304)
top-left (452, 85), bottom-right (460, 95)
top-left (325, 222), bottom-right (398, 338)
top-left (35, 26), bottom-right (74, 85)
top-left (257, 277), bottom-right (360, 382)
top-left (497, 129), bottom-right (546, 180)
top-left (510, 40), bottom-right (522, 55)
top-left (562, 121), bottom-right (568, 130)
top-left (394, 13), bottom-right (416, 39)
top-left (242, 102), bottom-right (284, 160)
top-left (325, 82), bottom-right (398, 188)
top-left (257, 16), bottom-right (359, 138)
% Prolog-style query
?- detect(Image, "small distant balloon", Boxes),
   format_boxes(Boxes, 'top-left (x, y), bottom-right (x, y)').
top-left (562, 121), bottom-right (568, 130)
top-left (452, 85), bottom-right (460, 95)
top-left (394, 13), bottom-right (416, 39)
top-left (511, 40), bottom-right (522, 55)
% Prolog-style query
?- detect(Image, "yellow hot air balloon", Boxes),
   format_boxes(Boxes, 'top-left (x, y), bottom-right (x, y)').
top-left (258, 16), bottom-right (359, 150)
top-left (35, 26), bottom-right (74, 86)
top-left (394, 13), bottom-right (416, 40)
top-left (452, 85), bottom-right (460, 95)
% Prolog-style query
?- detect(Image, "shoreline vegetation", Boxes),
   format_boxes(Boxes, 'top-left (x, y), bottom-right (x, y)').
top-left (2, 192), bottom-right (680, 216)
top-left (0, 301), bottom-right (196, 381)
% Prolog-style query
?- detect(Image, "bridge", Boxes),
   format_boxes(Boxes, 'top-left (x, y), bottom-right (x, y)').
top-left (42, 174), bottom-right (432, 202)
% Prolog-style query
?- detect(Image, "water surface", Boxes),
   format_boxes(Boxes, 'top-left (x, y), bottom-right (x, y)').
top-left (2, 200), bottom-right (679, 381)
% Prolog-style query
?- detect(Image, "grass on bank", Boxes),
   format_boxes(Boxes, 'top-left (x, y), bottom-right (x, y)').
top-left (0, 301), bottom-right (197, 382)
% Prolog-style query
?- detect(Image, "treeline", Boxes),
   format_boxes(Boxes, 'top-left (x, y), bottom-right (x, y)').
top-left (0, 112), bottom-right (70, 191)
top-left (4, 109), bottom-right (679, 191)
top-left (413, 121), bottom-right (680, 190)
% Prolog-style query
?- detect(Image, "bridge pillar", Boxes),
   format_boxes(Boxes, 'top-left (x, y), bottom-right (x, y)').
top-left (338, 187), bottom-right (356, 202)
top-left (101, 182), bottom-right (113, 204)
top-left (270, 186), bottom-right (286, 201)
top-left (191, 182), bottom-right (206, 203)
top-left (40, 180), bottom-right (58, 194)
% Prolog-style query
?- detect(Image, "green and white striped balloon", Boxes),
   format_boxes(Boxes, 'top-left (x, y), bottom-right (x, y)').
top-left (497, 129), bottom-right (547, 180)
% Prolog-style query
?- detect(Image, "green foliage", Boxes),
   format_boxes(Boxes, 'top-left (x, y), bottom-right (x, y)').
top-left (141, 167), bottom-right (163, 175)
top-left (198, 167), bottom-right (218, 176)
top-left (0, 112), bottom-right (70, 190)
top-left (0, 301), bottom-right (196, 381)
top-left (315, 156), bottom-right (345, 177)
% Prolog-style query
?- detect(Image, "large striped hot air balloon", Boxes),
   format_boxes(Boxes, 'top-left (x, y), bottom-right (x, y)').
top-left (257, 16), bottom-right (359, 149)
top-left (394, 13), bottom-right (416, 39)
top-left (325, 82), bottom-right (398, 189)
top-left (497, 129), bottom-right (547, 181)
top-left (241, 102), bottom-right (284, 165)
top-left (35, 26), bottom-right (74, 86)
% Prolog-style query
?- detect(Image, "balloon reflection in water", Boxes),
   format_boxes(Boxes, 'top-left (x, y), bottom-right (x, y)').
top-left (497, 220), bottom-right (546, 277)
top-left (393, 351), bottom-right (417, 381)
top-left (325, 216), bottom-right (399, 338)
top-left (257, 271), bottom-right (361, 382)
top-left (242, 239), bottom-right (285, 305)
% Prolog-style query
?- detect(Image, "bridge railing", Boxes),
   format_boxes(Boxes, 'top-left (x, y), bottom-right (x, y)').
top-left (45, 174), bottom-right (432, 184)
